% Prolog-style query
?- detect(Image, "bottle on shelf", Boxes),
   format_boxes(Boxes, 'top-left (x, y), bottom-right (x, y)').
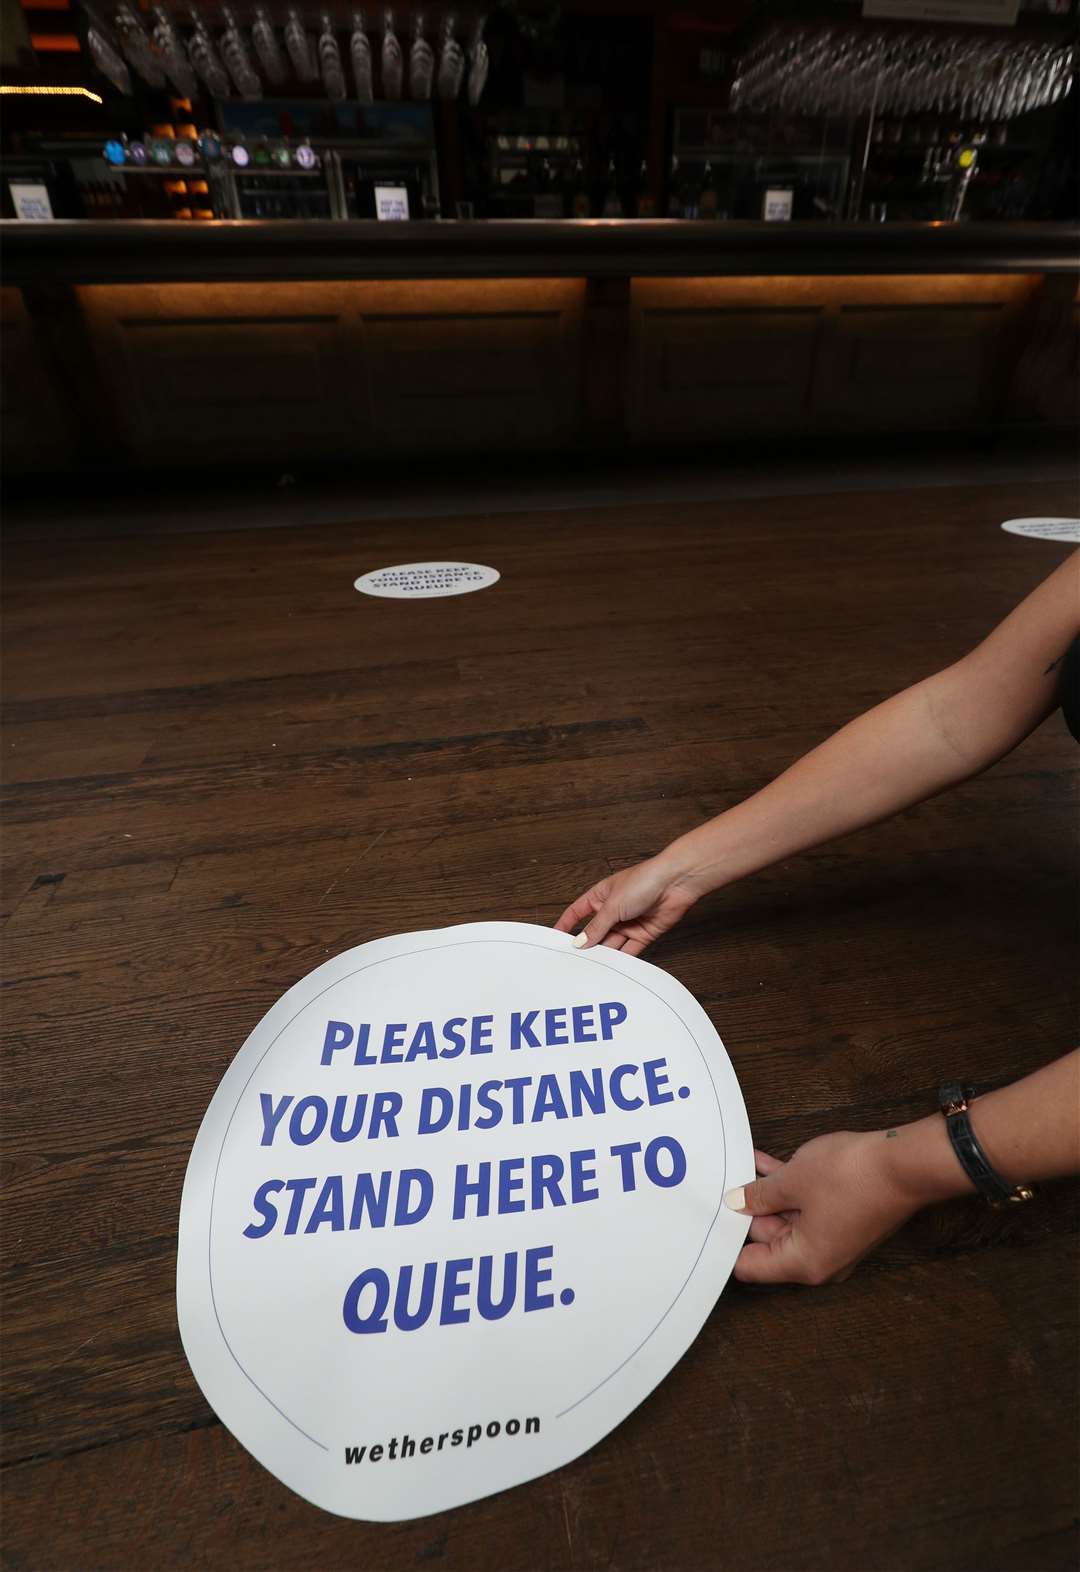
top-left (533, 157), bottom-right (561, 218)
top-left (666, 155), bottom-right (681, 217)
top-left (602, 158), bottom-right (622, 217)
top-left (636, 160), bottom-right (655, 218)
top-left (698, 160), bottom-right (717, 219)
top-left (571, 158), bottom-right (590, 219)
top-left (559, 156), bottom-right (576, 218)
top-left (679, 162), bottom-right (699, 219)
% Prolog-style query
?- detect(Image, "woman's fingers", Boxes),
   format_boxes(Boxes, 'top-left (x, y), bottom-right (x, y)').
top-left (743, 1162), bottom-right (795, 1240)
top-left (555, 904), bottom-right (647, 955)
top-left (554, 891), bottom-right (599, 934)
top-left (736, 1234), bottom-right (853, 1288)
top-left (725, 1165), bottom-right (795, 1218)
top-left (748, 1213), bottom-right (788, 1244)
top-left (574, 897), bottom-right (625, 949)
top-left (733, 1234), bottom-right (804, 1285)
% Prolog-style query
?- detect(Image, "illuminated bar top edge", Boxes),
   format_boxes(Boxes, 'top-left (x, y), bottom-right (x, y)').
top-left (3, 219), bottom-right (1078, 284)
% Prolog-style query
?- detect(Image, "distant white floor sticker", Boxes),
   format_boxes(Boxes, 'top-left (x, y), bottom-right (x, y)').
top-left (1001, 518), bottom-right (1080, 544)
top-left (355, 562), bottom-right (500, 599)
top-left (177, 921), bottom-right (754, 1522)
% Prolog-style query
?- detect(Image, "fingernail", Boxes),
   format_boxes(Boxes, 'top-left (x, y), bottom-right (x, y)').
top-left (572, 931), bottom-right (589, 949)
top-left (724, 1186), bottom-right (747, 1212)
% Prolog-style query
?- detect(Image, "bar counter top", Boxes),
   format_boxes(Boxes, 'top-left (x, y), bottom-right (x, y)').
top-left (3, 218), bottom-right (1076, 474)
top-left (3, 217), bottom-right (1079, 284)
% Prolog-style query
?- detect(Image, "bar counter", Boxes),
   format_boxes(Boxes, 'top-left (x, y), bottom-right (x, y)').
top-left (3, 220), bottom-right (1077, 473)
top-left (5, 218), bottom-right (1080, 283)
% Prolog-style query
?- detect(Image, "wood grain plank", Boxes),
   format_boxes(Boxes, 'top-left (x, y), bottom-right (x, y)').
top-left (1, 479), bottom-right (1076, 1571)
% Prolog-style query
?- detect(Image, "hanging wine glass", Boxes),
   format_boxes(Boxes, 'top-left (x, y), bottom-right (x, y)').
top-left (113, 3), bottom-right (167, 88)
top-left (1052, 45), bottom-right (1076, 107)
top-left (467, 14), bottom-right (488, 107)
top-left (990, 45), bottom-right (1015, 119)
top-left (87, 25), bottom-right (133, 95)
top-left (319, 14), bottom-right (346, 101)
top-left (251, 8), bottom-right (286, 87)
top-left (1033, 43), bottom-right (1066, 112)
top-left (436, 12), bottom-right (464, 100)
top-left (381, 10), bottom-right (403, 100)
top-left (187, 16), bottom-right (231, 98)
top-left (730, 20), bottom-right (1076, 123)
top-left (409, 12), bottom-right (434, 101)
top-left (285, 8), bottom-right (317, 83)
top-left (150, 5), bottom-right (196, 97)
top-left (350, 11), bottom-right (373, 103)
top-left (220, 8), bottom-right (262, 97)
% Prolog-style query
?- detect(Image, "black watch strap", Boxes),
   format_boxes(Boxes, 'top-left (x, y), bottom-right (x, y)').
top-left (938, 1084), bottom-right (1034, 1207)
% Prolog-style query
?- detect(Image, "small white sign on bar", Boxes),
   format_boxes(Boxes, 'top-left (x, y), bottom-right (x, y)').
top-left (762, 188), bottom-right (793, 222)
top-left (9, 182), bottom-right (54, 221)
top-left (375, 184), bottom-right (410, 221)
top-left (863, 0), bottom-right (1019, 23)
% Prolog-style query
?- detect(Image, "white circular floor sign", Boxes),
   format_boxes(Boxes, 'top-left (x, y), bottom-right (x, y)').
top-left (354, 562), bottom-right (499, 599)
top-left (177, 921), bottom-right (753, 1521)
top-left (1001, 518), bottom-right (1080, 543)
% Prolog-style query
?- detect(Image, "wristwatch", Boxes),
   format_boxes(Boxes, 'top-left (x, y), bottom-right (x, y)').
top-left (939, 1084), bottom-right (1035, 1207)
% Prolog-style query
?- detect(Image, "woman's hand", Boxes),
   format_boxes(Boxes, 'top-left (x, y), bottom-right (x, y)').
top-left (726, 1133), bottom-right (924, 1287)
top-left (728, 1052), bottom-right (1080, 1285)
top-left (554, 855), bottom-right (706, 955)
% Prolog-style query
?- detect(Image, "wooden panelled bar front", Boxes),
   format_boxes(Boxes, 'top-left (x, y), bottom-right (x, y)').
top-left (2, 221), bottom-right (1077, 473)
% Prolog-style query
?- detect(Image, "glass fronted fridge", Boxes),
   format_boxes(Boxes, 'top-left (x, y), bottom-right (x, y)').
top-left (217, 99), bottom-right (438, 220)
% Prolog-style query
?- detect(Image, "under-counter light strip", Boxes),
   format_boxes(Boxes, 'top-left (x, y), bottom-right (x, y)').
top-left (0, 84), bottom-right (103, 101)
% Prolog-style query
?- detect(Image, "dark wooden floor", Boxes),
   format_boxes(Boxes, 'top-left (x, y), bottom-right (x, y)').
top-left (2, 478), bottom-right (1078, 1572)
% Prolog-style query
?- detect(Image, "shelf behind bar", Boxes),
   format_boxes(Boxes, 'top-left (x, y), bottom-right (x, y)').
top-left (108, 166), bottom-right (322, 177)
top-left (2, 219), bottom-right (1077, 285)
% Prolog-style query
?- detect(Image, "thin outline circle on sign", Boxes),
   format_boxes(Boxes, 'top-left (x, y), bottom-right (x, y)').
top-left (205, 938), bottom-right (729, 1449)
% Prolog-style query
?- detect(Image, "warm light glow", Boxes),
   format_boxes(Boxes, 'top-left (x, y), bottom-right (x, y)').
top-left (29, 31), bottom-right (80, 50)
top-left (633, 274), bottom-right (1035, 310)
top-left (0, 83), bottom-right (102, 102)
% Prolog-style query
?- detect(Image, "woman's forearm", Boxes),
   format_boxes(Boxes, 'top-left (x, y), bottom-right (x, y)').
top-left (660, 555), bottom-right (1078, 897)
top-left (729, 1052), bottom-right (1079, 1287)
top-left (878, 1050), bottom-right (1080, 1206)
top-left (660, 671), bottom-right (985, 890)
top-left (662, 655), bottom-right (1059, 896)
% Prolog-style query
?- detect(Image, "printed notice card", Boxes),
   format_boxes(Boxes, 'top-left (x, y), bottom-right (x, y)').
top-left (177, 921), bottom-right (754, 1520)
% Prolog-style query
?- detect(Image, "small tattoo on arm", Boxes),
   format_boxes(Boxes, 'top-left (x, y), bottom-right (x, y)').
top-left (885, 1129), bottom-right (898, 1139)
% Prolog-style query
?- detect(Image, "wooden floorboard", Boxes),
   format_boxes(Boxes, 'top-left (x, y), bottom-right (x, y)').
top-left (2, 479), bottom-right (1077, 1571)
